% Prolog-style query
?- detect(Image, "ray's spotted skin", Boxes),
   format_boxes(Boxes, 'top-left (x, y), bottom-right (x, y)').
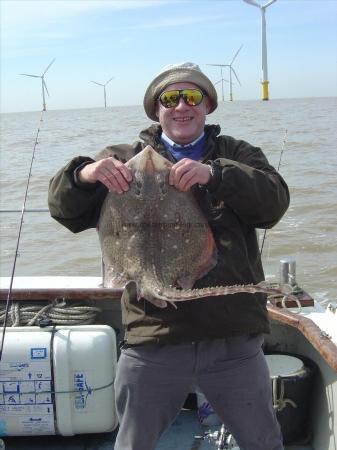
top-left (98, 146), bottom-right (293, 308)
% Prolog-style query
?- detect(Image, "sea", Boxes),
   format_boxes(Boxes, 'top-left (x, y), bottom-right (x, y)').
top-left (1, 97), bottom-right (336, 306)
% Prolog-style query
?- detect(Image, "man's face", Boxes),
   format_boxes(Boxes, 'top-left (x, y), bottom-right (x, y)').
top-left (155, 82), bottom-right (211, 145)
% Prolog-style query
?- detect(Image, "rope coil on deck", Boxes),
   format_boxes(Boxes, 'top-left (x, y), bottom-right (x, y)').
top-left (0, 299), bottom-right (102, 326)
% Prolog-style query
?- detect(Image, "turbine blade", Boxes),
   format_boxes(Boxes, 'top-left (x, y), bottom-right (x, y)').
top-left (231, 45), bottom-right (243, 65)
top-left (207, 64), bottom-right (227, 67)
top-left (231, 68), bottom-right (241, 86)
top-left (214, 79), bottom-right (229, 85)
top-left (43, 58), bottom-right (55, 75)
top-left (43, 79), bottom-right (50, 96)
top-left (105, 77), bottom-right (114, 85)
top-left (243, 0), bottom-right (260, 7)
top-left (91, 81), bottom-right (104, 86)
top-left (264, 0), bottom-right (277, 8)
top-left (20, 73), bottom-right (40, 78)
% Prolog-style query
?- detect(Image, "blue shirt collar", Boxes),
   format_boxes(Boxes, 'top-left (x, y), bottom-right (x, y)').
top-left (161, 131), bottom-right (205, 149)
top-left (160, 131), bottom-right (206, 162)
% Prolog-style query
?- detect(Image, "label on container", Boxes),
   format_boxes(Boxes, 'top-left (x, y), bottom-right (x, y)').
top-left (0, 348), bottom-right (55, 436)
top-left (73, 371), bottom-right (93, 411)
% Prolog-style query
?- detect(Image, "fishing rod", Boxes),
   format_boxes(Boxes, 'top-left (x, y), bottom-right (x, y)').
top-left (0, 110), bottom-right (45, 361)
top-left (260, 128), bottom-right (288, 255)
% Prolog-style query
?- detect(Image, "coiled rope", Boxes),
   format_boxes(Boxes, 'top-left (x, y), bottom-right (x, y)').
top-left (0, 299), bottom-right (101, 327)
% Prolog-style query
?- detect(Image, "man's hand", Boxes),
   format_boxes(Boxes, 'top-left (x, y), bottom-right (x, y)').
top-left (78, 157), bottom-right (132, 194)
top-left (169, 158), bottom-right (211, 192)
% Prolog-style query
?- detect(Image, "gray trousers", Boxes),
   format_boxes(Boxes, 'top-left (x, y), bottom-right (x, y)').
top-left (114, 334), bottom-right (284, 450)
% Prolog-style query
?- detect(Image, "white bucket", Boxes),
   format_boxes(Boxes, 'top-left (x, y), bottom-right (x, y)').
top-left (196, 390), bottom-right (221, 426)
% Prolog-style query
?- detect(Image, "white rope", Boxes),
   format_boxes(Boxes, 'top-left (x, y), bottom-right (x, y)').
top-left (267, 282), bottom-right (303, 313)
top-left (281, 294), bottom-right (302, 312)
top-left (272, 376), bottom-right (297, 412)
top-left (0, 299), bottom-right (102, 327)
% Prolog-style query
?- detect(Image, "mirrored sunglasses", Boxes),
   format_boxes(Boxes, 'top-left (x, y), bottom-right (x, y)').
top-left (158, 89), bottom-right (204, 108)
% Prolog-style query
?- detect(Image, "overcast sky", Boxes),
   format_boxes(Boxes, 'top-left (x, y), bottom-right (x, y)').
top-left (1, 0), bottom-right (337, 113)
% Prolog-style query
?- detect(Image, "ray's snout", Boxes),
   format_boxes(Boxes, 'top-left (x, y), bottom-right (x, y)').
top-left (145, 157), bottom-right (156, 174)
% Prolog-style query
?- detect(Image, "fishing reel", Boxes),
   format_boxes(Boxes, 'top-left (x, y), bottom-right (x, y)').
top-left (195, 423), bottom-right (238, 449)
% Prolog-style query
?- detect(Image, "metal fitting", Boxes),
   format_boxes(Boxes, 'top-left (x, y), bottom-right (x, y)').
top-left (279, 257), bottom-right (297, 286)
top-left (327, 302), bottom-right (337, 314)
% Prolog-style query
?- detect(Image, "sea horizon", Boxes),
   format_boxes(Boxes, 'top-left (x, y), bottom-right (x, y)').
top-left (1, 95), bottom-right (336, 116)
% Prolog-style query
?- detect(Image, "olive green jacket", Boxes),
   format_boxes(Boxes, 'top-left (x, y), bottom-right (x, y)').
top-left (48, 124), bottom-right (290, 345)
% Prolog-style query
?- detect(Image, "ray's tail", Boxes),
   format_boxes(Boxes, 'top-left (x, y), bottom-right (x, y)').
top-left (147, 282), bottom-right (296, 307)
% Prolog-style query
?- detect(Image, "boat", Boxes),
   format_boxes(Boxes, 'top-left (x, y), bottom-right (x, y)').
top-left (0, 257), bottom-right (336, 450)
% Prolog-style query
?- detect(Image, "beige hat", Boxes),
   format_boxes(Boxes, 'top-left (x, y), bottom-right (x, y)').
top-left (143, 62), bottom-right (218, 122)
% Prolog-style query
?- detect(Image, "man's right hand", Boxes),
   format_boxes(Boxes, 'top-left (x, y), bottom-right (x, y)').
top-left (78, 157), bottom-right (132, 194)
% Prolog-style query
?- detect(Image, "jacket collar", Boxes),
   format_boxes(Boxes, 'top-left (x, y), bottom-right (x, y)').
top-left (139, 124), bottom-right (221, 162)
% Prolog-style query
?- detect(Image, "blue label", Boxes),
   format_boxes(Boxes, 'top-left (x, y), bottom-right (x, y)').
top-left (31, 348), bottom-right (47, 359)
top-left (73, 372), bottom-right (92, 409)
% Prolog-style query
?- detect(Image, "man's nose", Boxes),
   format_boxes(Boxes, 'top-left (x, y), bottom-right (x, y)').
top-left (175, 96), bottom-right (188, 109)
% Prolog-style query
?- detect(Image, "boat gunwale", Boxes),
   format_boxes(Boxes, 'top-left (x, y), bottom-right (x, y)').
top-left (1, 276), bottom-right (336, 373)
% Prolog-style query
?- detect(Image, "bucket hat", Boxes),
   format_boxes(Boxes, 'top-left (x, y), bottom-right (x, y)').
top-left (143, 62), bottom-right (218, 122)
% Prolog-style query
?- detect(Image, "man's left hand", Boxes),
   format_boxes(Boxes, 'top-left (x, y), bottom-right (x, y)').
top-left (169, 158), bottom-right (211, 192)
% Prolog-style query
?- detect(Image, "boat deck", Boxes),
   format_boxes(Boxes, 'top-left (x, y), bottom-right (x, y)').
top-left (2, 409), bottom-right (313, 450)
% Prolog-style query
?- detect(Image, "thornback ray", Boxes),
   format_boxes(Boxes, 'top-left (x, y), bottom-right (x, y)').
top-left (98, 145), bottom-right (293, 308)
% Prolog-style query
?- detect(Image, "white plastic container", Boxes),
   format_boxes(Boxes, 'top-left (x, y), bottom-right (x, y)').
top-left (0, 325), bottom-right (118, 436)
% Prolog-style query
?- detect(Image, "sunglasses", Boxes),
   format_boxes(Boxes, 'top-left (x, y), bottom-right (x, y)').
top-left (158, 89), bottom-right (204, 108)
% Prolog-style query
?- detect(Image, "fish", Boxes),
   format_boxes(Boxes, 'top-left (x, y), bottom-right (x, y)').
top-left (98, 145), bottom-right (294, 308)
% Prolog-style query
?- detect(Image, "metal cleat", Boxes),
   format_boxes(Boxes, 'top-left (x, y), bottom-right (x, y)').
top-left (327, 302), bottom-right (337, 315)
top-left (320, 330), bottom-right (332, 340)
top-left (194, 424), bottom-right (238, 449)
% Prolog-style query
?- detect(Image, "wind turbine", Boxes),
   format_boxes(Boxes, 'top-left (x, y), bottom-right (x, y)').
top-left (20, 59), bottom-right (55, 111)
top-left (91, 77), bottom-right (114, 108)
top-left (243, 0), bottom-right (277, 100)
top-left (207, 66), bottom-right (228, 102)
top-left (207, 45), bottom-right (243, 101)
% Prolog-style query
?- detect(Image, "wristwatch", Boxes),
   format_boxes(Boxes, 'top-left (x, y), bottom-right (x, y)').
top-left (203, 161), bottom-right (221, 192)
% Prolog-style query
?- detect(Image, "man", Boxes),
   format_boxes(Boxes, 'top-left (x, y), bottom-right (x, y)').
top-left (49, 62), bottom-right (289, 450)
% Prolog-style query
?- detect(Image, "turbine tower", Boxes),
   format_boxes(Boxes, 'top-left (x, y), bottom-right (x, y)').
top-left (91, 77), bottom-right (114, 108)
top-left (206, 65), bottom-right (228, 102)
top-left (243, 0), bottom-right (277, 100)
top-left (207, 45), bottom-right (243, 102)
top-left (20, 59), bottom-right (55, 111)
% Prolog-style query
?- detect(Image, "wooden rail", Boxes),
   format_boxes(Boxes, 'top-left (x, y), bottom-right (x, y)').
top-left (0, 287), bottom-right (123, 301)
top-left (267, 304), bottom-right (337, 373)
top-left (1, 278), bottom-right (336, 373)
